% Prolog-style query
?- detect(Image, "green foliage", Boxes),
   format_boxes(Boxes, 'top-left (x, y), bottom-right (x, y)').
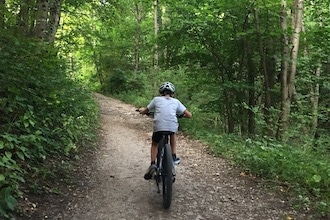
top-left (107, 69), bottom-right (142, 94)
top-left (0, 33), bottom-right (99, 218)
top-left (106, 68), bottom-right (197, 107)
top-left (0, 186), bottom-right (17, 218)
top-left (201, 134), bottom-right (330, 217)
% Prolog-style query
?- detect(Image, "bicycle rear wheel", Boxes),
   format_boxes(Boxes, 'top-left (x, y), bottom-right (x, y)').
top-left (162, 143), bottom-right (173, 209)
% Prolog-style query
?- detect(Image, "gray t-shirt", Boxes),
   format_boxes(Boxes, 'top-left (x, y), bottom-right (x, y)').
top-left (147, 96), bottom-right (186, 132)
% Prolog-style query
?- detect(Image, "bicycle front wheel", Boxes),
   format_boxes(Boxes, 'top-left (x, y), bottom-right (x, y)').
top-left (162, 143), bottom-right (173, 209)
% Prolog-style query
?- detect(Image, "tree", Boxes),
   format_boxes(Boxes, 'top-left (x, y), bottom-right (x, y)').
top-left (33, 0), bottom-right (61, 41)
top-left (34, 0), bottom-right (49, 39)
top-left (277, 0), bottom-right (304, 140)
top-left (48, 0), bottom-right (62, 42)
top-left (0, 0), bottom-right (4, 29)
top-left (134, 0), bottom-right (143, 72)
top-left (153, 0), bottom-right (159, 70)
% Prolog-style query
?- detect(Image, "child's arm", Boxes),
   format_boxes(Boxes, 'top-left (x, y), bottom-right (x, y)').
top-left (139, 107), bottom-right (149, 115)
top-left (183, 109), bottom-right (192, 118)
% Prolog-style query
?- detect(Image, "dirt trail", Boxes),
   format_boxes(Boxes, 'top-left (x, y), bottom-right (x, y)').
top-left (18, 93), bottom-right (311, 220)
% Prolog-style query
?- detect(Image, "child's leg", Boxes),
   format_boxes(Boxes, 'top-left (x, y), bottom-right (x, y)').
top-left (144, 141), bottom-right (158, 180)
top-left (150, 141), bottom-right (158, 164)
top-left (170, 133), bottom-right (177, 155)
top-left (170, 133), bottom-right (181, 164)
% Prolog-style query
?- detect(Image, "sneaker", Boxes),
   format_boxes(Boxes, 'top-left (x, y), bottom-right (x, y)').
top-left (144, 164), bottom-right (157, 180)
top-left (173, 155), bottom-right (181, 165)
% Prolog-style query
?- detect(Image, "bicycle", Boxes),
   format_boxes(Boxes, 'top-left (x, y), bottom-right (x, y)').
top-left (137, 110), bottom-right (181, 209)
top-left (154, 131), bottom-right (175, 209)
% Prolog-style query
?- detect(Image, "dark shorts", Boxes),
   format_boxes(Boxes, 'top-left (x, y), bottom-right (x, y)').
top-left (152, 131), bottom-right (174, 143)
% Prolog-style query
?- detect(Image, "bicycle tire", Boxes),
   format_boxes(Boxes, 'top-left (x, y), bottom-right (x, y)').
top-left (162, 143), bottom-right (173, 209)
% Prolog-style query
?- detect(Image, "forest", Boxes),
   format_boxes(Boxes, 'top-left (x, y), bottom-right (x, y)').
top-left (0, 0), bottom-right (329, 218)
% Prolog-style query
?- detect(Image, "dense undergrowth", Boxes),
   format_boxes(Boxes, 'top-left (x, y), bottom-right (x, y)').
top-left (0, 33), bottom-right (99, 218)
top-left (104, 69), bottom-right (330, 217)
top-left (182, 121), bottom-right (330, 217)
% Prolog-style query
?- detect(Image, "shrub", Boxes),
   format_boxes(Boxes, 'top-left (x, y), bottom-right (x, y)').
top-left (0, 33), bottom-right (99, 218)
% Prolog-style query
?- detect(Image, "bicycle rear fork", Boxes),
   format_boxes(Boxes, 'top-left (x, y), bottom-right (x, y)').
top-left (155, 166), bottom-right (176, 193)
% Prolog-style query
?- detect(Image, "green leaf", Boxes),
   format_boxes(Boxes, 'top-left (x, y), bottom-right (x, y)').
top-left (312, 174), bottom-right (322, 183)
top-left (5, 151), bottom-right (12, 159)
top-left (29, 119), bottom-right (35, 126)
top-left (5, 195), bottom-right (17, 211)
top-left (17, 152), bottom-right (25, 161)
top-left (0, 141), bottom-right (4, 149)
top-left (0, 174), bottom-right (5, 182)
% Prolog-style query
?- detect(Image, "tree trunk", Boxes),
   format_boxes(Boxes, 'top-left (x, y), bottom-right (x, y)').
top-left (301, 13), bottom-right (321, 138)
top-left (34, 0), bottom-right (49, 40)
top-left (289, 0), bottom-right (303, 100)
top-left (134, 1), bottom-right (143, 72)
top-left (16, 0), bottom-right (32, 36)
top-left (254, 7), bottom-right (273, 136)
top-left (153, 0), bottom-right (159, 71)
top-left (246, 40), bottom-right (256, 136)
top-left (47, 0), bottom-right (61, 42)
top-left (225, 90), bottom-right (235, 133)
top-left (241, 12), bottom-right (256, 136)
top-left (0, 0), bottom-right (5, 30)
top-left (277, 0), bottom-right (290, 139)
top-left (310, 65), bottom-right (320, 136)
top-left (277, 0), bottom-right (304, 140)
top-left (310, 7), bottom-right (324, 138)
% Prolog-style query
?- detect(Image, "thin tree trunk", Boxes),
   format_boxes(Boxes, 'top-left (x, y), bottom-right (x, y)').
top-left (301, 13), bottom-right (321, 138)
top-left (225, 90), bottom-right (234, 133)
top-left (220, 72), bottom-right (235, 133)
top-left (16, 0), bottom-right (32, 35)
top-left (153, 0), bottom-right (159, 71)
top-left (151, 0), bottom-right (160, 95)
top-left (310, 9), bottom-right (324, 137)
top-left (134, 1), bottom-right (143, 72)
top-left (277, 0), bottom-right (290, 139)
top-left (246, 40), bottom-right (256, 136)
top-left (242, 13), bottom-right (256, 136)
top-left (0, 0), bottom-right (5, 30)
top-left (254, 7), bottom-right (273, 136)
top-left (310, 65), bottom-right (320, 136)
top-left (237, 51), bottom-right (246, 135)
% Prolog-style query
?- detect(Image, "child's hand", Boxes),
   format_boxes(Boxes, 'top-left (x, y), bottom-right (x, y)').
top-left (138, 108), bottom-right (148, 114)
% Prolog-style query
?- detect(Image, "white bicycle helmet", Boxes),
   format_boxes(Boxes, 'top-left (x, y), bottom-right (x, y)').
top-left (159, 82), bottom-right (175, 94)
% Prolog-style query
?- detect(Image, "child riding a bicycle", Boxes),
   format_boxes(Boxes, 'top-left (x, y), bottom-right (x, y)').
top-left (139, 81), bottom-right (192, 180)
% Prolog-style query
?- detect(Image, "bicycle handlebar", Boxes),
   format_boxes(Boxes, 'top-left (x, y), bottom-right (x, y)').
top-left (136, 109), bottom-right (184, 118)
